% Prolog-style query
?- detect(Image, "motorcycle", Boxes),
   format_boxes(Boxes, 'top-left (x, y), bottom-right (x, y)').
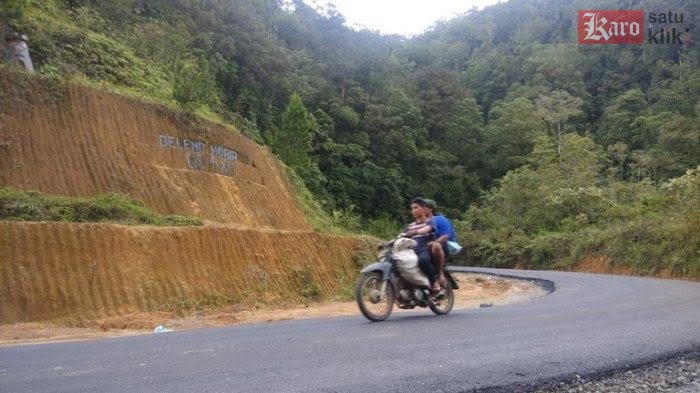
top-left (355, 237), bottom-right (459, 322)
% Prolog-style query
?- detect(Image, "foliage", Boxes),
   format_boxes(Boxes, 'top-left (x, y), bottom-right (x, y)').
top-left (172, 57), bottom-right (220, 110)
top-left (0, 188), bottom-right (202, 226)
top-left (457, 140), bottom-right (700, 279)
top-left (482, 97), bottom-right (544, 183)
top-left (293, 265), bottom-right (321, 301)
top-left (535, 90), bottom-right (584, 154)
top-left (1, 0), bottom-right (698, 275)
top-left (270, 93), bottom-right (314, 170)
top-left (284, 164), bottom-right (354, 235)
top-left (0, 0), bottom-right (28, 20)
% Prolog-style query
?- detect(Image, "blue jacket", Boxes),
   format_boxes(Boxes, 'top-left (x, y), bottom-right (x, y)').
top-left (431, 214), bottom-right (457, 242)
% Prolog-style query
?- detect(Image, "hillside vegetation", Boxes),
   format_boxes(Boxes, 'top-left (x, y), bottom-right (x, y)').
top-left (1, 0), bottom-right (698, 277)
top-left (0, 188), bottom-right (202, 226)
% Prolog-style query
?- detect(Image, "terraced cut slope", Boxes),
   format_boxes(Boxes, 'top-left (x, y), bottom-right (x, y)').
top-left (0, 222), bottom-right (363, 323)
top-left (0, 71), bottom-right (368, 323)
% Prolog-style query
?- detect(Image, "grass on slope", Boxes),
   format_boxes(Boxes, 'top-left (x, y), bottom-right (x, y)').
top-left (284, 166), bottom-right (355, 236)
top-left (0, 188), bottom-right (202, 226)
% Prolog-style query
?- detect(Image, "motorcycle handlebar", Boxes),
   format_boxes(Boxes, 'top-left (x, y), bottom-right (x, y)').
top-left (377, 234), bottom-right (410, 250)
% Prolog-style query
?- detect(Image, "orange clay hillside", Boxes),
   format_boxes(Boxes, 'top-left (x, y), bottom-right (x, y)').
top-left (0, 71), bottom-right (307, 229)
top-left (0, 70), bottom-right (371, 323)
top-left (0, 222), bottom-right (364, 323)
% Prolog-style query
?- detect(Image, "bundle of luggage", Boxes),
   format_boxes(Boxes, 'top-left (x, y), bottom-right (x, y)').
top-left (391, 237), bottom-right (430, 287)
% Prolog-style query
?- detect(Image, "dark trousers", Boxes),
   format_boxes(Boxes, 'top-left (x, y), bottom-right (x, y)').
top-left (416, 248), bottom-right (436, 285)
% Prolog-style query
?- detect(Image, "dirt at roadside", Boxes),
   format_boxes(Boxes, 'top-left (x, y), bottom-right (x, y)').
top-left (0, 273), bottom-right (547, 347)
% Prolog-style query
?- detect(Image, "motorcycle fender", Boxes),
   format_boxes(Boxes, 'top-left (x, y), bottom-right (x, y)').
top-left (445, 270), bottom-right (460, 290)
top-left (360, 261), bottom-right (392, 281)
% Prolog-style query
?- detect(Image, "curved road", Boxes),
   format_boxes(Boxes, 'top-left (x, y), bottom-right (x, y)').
top-left (1, 267), bottom-right (698, 392)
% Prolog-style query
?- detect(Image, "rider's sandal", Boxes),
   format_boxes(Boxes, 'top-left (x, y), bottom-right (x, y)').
top-left (434, 289), bottom-right (446, 300)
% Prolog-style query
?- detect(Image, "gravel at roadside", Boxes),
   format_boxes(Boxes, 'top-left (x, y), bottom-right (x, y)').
top-left (528, 351), bottom-right (699, 393)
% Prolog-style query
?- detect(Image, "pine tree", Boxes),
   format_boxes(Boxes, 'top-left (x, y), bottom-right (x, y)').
top-left (271, 93), bottom-right (313, 170)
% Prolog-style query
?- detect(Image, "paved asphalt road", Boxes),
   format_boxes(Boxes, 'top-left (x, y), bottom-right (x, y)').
top-left (1, 267), bottom-right (698, 393)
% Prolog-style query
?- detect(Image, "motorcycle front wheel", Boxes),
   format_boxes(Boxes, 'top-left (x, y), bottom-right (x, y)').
top-left (355, 272), bottom-right (394, 322)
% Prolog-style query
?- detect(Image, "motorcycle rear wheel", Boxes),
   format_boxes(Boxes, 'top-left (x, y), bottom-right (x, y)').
top-left (429, 279), bottom-right (454, 315)
top-left (356, 272), bottom-right (394, 322)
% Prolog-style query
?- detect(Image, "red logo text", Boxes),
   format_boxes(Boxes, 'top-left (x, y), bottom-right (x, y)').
top-left (578, 10), bottom-right (645, 44)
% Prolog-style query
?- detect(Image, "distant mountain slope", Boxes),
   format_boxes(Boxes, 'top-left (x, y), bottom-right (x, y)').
top-left (1, 0), bottom-right (696, 220)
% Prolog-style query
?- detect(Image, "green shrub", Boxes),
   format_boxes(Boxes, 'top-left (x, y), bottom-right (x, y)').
top-left (172, 58), bottom-right (220, 110)
top-left (293, 265), bottom-right (321, 301)
top-left (460, 164), bottom-right (700, 279)
top-left (284, 165), bottom-right (356, 235)
top-left (364, 215), bottom-right (400, 239)
top-left (0, 188), bottom-right (202, 226)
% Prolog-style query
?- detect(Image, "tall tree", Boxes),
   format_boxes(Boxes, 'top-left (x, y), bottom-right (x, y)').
top-left (596, 89), bottom-right (649, 149)
top-left (535, 90), bottom-right (583, 155)
top-left (270, 93), bottom-right (314, 170)
top-left (483, 97), bottom-right (546, 183)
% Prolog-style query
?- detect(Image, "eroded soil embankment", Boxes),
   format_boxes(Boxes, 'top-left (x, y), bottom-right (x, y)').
top-left (0, 221), bottom-right (369, 324)
top-left (0, 69), bottom-right (308, 229)
top-left (0, 71), bottom-right (375, 324)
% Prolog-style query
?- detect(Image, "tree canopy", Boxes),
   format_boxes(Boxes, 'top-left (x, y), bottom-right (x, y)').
top-left (1, 0), bottom-right (697, 276)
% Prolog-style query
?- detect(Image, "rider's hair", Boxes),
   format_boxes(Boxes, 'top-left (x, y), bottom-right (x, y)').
top-left (410, 197), bottom-right (427, 207)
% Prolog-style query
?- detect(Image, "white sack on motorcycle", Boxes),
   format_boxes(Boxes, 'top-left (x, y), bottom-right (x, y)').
top-left (392, 237), bottom-right (430, 288)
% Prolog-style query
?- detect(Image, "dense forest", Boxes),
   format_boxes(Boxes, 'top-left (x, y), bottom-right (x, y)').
top-left (1, 0), bottom-right (698, 277)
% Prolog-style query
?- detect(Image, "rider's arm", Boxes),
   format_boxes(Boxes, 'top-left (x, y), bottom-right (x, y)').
top-left (414, 225), bottom-right (434, 235)
top-left (403, 224), bottom-right (434, 237)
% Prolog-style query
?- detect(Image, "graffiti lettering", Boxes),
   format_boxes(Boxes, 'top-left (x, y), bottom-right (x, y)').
top-left (158, 134), bottom-right (205, 152)
top-left (158, 133), bottom-right (237, 176)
